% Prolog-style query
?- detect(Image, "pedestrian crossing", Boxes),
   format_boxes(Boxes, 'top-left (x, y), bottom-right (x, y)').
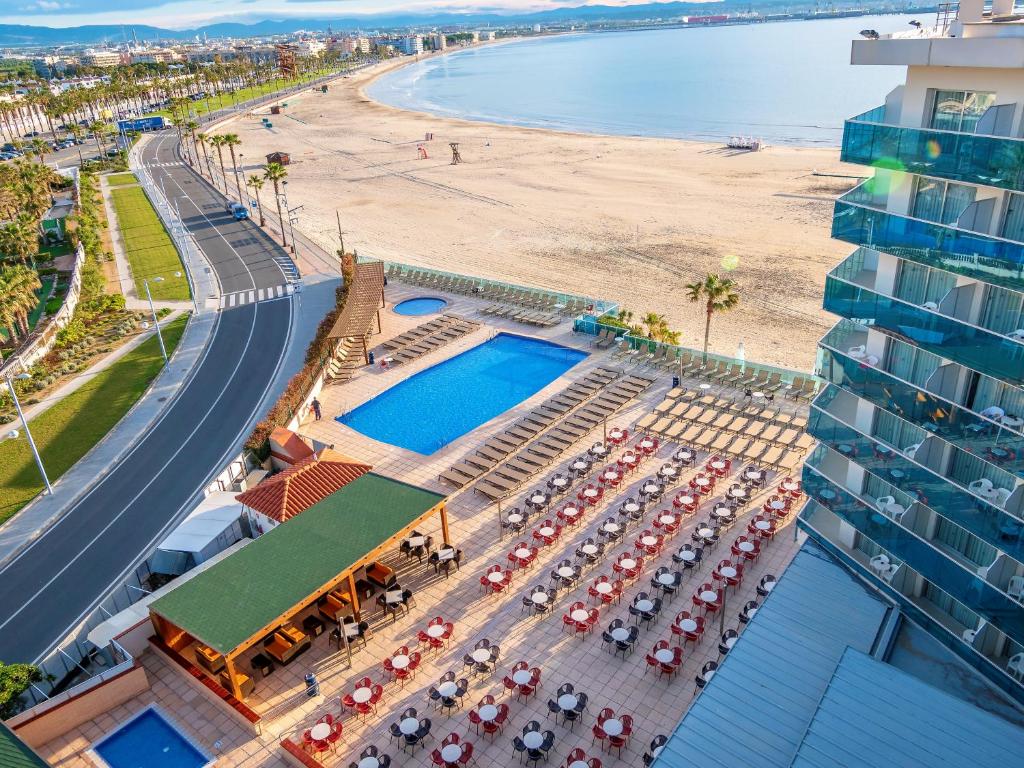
top-left (145, 162), bottom-right (178, 168)
top-left (219, 283), bottom-right (294, 309)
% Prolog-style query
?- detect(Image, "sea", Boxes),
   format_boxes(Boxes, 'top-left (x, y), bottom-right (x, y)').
top-left (367, 15), bottom-right (918, 147)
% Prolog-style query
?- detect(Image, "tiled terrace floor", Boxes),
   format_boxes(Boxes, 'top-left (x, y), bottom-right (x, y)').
top-left (38, 281), bottom-right (812, 768)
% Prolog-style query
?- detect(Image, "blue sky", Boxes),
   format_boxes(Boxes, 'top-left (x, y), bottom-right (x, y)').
top-left (2, 0), bottom-right (656, 29)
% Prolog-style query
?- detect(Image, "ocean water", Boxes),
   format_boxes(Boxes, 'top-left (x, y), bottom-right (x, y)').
top-left (367, 15), bottom-right (916, 146)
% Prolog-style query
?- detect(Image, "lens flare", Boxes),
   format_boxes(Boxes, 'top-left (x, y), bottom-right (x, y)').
top-left (925, 139), bottom-right (941, 160)
top-left (721, 254), bottom-right (740, 271)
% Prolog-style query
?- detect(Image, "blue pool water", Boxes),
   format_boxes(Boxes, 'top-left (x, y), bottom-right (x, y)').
top-left (340, 333), bottom-right (587, 454)
top-left (394, 297), bottom-right (447, 316)
top-left (93, 708), bottom-right (210, 768)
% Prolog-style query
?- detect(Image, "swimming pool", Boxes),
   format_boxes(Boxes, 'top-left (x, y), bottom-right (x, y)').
top-left (340, 333), bottom-right (587, 454)
top-left (91, 706), bottom-right (211, 768)
top-left (394, 297), bottom-right (448, 316)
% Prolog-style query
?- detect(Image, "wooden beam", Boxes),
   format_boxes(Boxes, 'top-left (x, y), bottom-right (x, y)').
top-left (440, 503), bottom-right (451, 546)
top-left (348, 572), bottom-right (361, 621)
top-left (224, 655), bottom-right (244, 701)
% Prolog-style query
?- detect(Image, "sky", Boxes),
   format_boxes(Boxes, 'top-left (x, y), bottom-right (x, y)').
top-left (1, 0), bottom-right (662, 29)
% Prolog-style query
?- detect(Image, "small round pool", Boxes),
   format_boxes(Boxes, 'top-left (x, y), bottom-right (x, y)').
top-left (394, 297), bottom-right (448, 316)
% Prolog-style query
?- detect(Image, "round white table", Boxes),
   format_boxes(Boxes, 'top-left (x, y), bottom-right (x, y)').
top-left (713, 508), bottom-right (732, 519)
top-left (610, 627), bottom-right (629, 642)
top-left (762, 580), bottom-right (776, 593)
top-left (603, 522), bottom-right (620, 534)
top-left (699, 590), bottom-right (718, 603)
top-left (358, 757), bottom-right (380, 768)
top-left (755, 520), bottom-right (771, 531)
top-left (569, 761), bottom-right (588, 768)
top-left (641, 535), bottom-right (658, 547)
top-left (745, 471), bottom-right (762, 482)
top-left (675, 451), bottom-right (692, 461)
top-left (624, 502), bottom-right (640, 513)
top-left (769, 500), bottom-right (786, 510)
top-left (660, 514), bottom-right (676, 526)
top-left (392, 654), bottom-right (410, 670)
top-left (558, 693), bottom-right (579, 710)
top-left (352, 686), bottom-right (373, 704)
top-left (640, 439), bottom-right (655, 450)
top-left (426, 624), bottom-right (446, 638)
top-left (677, 618), bottom-right (698, 632)
top-left (659, 467), bottom-right (677, 478)
top-left (643, 484), bottom-right (661, 494)
top-left (747, 608), bottom-right (758, 619)
top-left (310, 723), bottom-right (331, 741)
top-left (602, 718), bottom-right (624, 737)
top-left (699, 383), bottom-right (712, 391)
top-left (724, 636), bottom-right (737, 649)
top-left (531, 495), bottom-right (547, 505)
top-left (693, 477), bottom-right (710, 487)
top-left (478, 704), bottom-right (498, 721)
top-left (595, 582), bottom-right (613, 594)
top-left (487, 571), bottom-right (506, 584)
top-left (552, 477), bottom-right (568, 488)
top-left (710, 460), bottom-right (726, 471)
top-left (591, 446), bottom-right (608, 456)
top-left (562, 507), bottom-right (580, 518)
top-left (581, 543), bottom-right (599, 555)
top-left (781, 481), bottom-right (799, 492)
top-left (603, 472), bottom-right (619, 482)
top-left (438, 681), bottom-right (458, 697)
top-left (697, 528), bottom-right (714, 538)
top-left (657, 572), bottom-right (675, 586)
top-left (729, 488), bottom-right (746, 498)
top-left (609, 431), bottom-right (624, 441)
top-left (531, 592), bottom-right (549, 605)
top-left (583, 488), bottom-right (600, 498)
top-left (472, 648), bottom-right (492, 663)
top-left (752, 391), bottom-right (764, 399)
top-left (570, 609), bottom-right (590, 622)
top-left (512, 669), bottom-right (533, 685)
top-left (719, 566), bottom-right (737, 579)
top-left (619, 558), bottom-right (636, 570)
top-left (572, 461), bottom-right (589, 471)
top-left (677, 495), bottom-right (695, 506)
top-left (677, 550), bottom-right (696, 561)
top-left (634, 599), bottom-right (654, 612)
top-left (507, 513), bottom-right (524, 524)
top-left (557, 566), bottom-right (575, 578)
top-left (515, 548), bottom-right (532, 559)
top-left (523, 731), bottom-right (544, 749)
top-left (654, 648), bottom-right (675, 664)
top-left (399, 717), bottom-right (419, 735)
top-left (704, 669), bottom-right (716, 682)
top-left (539, 526), bottom-right (556, 537)
top-left (738, 541), bottom-right (755, 553)
top-left (441, 744), bottom-right (462, 763)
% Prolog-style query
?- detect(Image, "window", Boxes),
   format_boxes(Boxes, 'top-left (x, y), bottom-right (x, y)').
top-left (922, 581), bottom-right (981, 629)
top-left (933, 516), bottom-right (997, 568)
top-left (929, 90), bottom-right (997, 133)
top-left (911, 177), bottom-right (976, 226)
top-left (980, 284), bottom-right (1024, 335)
top-left (893, 261), bottom-right (956, 306)
top-left (1002, 192), bottom-right (1024, 242)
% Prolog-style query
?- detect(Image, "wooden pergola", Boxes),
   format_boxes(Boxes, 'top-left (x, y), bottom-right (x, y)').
top-left (327, 260), bottom-right (385, 364)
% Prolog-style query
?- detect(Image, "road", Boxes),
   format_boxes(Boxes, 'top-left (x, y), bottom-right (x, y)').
top-left (0, 128), bottom-right (298, 664)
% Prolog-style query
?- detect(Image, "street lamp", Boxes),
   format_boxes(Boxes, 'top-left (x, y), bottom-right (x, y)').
top-left (4, 372), bottom-right (53, 494)
top-left (143, 275), bottom-right (176, 366)
top-left (281, 181), bottom-right (300, 256)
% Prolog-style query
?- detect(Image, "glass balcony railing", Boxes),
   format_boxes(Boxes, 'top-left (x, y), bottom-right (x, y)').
top-left (842, 107), bottom-right (1024, 193)
top-left (801, 465), bottom-right (1024, 645)
top-left (806, 398), bottom-right (1024, 562)
top-left (832, 196), bottom-right (1024, 294)
top-left (823, 275), bottom-right (1024, 385)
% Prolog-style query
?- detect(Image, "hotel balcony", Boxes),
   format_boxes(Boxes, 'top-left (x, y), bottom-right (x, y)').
top-left (799, 500), bottom-right (1024, 702)
top-left (807, 390), bottom-right (1024, 560)
top-left (842, 106), bottom-right (1024, 194)
top-left (832, 188), bottom-right (1024, 294)
top-left (823, 267), bottom-right (1024, 385)
top-left (801, 461), bottom-right (1024, 645)
top-left (819, 322), bottom-right (1024, 468)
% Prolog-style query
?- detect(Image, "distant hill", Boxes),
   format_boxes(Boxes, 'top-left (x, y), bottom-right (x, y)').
top-left (0, 2), bottom-right (925, 46)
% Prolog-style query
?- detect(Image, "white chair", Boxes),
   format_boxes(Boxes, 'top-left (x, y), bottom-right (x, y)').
top-left (1008, 576), bottom-right (1024, 601)
top-left (1007, 653), bottom-right (1024, 681)
top-left (887, 503), bottom-right (908, 524)
top-left (880, 563), bottom-right (900, 583)
top-left (847, 345), bottom-right (867, 358)
top-left (991, 487), bottom-right (1012, 507)
top-left (869, 555), bottom-right (889, 576)
top-left (968, 478), bottom-right (994, 495)
top-left (904, 442), bottom-right (921, 459)
top-left (876, 496), bottom-right (896, 512)
top-left (962, 628), bottom-right (977, 644)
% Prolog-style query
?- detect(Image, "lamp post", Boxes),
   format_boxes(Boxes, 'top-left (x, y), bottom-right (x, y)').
top-left (5, 372), bottom-right (53, 494)
top-left (143, 276), bottom-right (173, 366)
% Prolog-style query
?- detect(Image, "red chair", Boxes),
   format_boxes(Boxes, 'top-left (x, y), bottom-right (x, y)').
top-left (591, 722), bottom-right (608, 747)
top-left (673, 492), bottom-right (699, 514)
top-left (566, 748), bottom-right (587, 765)
top-left (558, 505), bottom-right (583, 527)
top-left (468, 709), bottom-right (483, 734)
top-left (644, 652), bottom-right (660, 675)
top-left (431, 749), bottom-right (445, 766)
top-left (608, 715), bottom-right (632, 755)
top-left (671, 610), bottom-right (706, 647)
top-left (458, 742), bottom-right (474, 765)
top-left (302, 730), bottom-right (314, 752)
top-left (601, 467), bottom-right (622, 488)
top-left (693, 584), bottom-right (722, 615)
top-left (326, 722), bottom-right (343, 751)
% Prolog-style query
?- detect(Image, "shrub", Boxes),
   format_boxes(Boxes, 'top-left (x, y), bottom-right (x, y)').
top-left (0, 661), bottom-right (41, 718)
top-left (56, 318), bottom-right (87, 348)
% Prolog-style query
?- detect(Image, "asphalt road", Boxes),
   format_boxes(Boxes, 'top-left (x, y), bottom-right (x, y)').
top-left (0, 131), bottom-right (296, 664)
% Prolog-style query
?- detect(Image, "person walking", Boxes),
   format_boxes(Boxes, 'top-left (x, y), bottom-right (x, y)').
top-left (311, 397), bottom-right (322, 421)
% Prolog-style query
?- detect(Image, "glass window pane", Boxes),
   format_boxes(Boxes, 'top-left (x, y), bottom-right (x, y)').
top-left (913, 177), bottom-right (946, 222)
top-left (1002, 192), bottom-right (1024, 242)
top-left (931, 90), bottom-right (966, 131)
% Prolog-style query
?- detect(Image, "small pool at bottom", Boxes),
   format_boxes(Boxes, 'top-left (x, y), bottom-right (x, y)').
top-left (92, 706), bottom-right (211, 768)
top-left (393, 296), bottom-right (448, 316)
top-left (339, 333), bottom-right (588, 454)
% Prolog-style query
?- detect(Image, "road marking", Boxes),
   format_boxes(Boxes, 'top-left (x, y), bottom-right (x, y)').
top-left (218, 284), bottom-right (292, 309)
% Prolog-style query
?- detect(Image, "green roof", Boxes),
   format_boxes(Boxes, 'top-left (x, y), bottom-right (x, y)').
top-left (0, 724), bottom-right (48, 768)
top-left (150, 473), bottom-right (445, 654)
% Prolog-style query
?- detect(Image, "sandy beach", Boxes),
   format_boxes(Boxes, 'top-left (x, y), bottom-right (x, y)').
top-left (219, 54), bottom-right (858, 371)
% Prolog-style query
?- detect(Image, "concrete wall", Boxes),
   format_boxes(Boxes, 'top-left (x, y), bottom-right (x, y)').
top-left (7, 664), bottom-right (149, 749)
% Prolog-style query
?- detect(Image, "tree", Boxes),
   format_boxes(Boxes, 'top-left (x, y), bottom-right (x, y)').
top-left (247, 173), bottom-right (266, 226)
top-left (0, 660), bottom-right (41, 718)
top-left (209, 134), bottom-right (228, 192)
top-left (0, 215), bottom-right (40, 265)
top-left (222, 133), bottom-right (244, 203)
top-left (685, 273), bottom-right (740, 361)
top-left (196, 132), bottom-right (214, 180)
top-left (0, 264), bottom-right (41, 340)
top-left (263, 161), bottom-right (288, 247)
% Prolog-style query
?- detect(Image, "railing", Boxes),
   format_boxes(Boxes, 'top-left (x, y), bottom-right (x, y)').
top-left (11, 640), bottom-right (134, 718)
top-left (842, 105), bottom-right (1024, 193)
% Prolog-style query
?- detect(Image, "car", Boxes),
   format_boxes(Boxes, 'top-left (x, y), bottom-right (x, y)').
top-left (23, 131), bottom-right (39, 138)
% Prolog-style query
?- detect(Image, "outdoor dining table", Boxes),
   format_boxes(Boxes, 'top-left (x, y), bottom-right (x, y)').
top-left (570, 608), bottom-right (590, 622)
top-left (642, 482), bottom-right (662, 494)
top-left (581, 543), bottom-right (600, 555)
top-left (392, 654), bottom-right (411, 670)
top-left (539, 526), bottom-right (556, 537)
top-left (358, 757), bottom-right (380, 768)
top-left (399, 717), bottom-right (419, 735)
top-left (512, 669), bottom-right (533, 685)
top-left (310, 722), bottom-right (331, 741)
top-left (697, 527), bottom-right (715, 539)
top-left (744, 470), bottom-right (762, 482)
top-left (654, 648), bottom-right (675, 664)
top-left (583, 488), bottom-right (600, 499)
top-left (407, 535), bottom-right (426, 547)
top-left (610, 627), bottom-right (630, 642)
top-left (634, 598), bottom-right (654, 612)
top-left (674, 450), bottom-right (693, 462)
top-left (768, 499), bottom-right (786, 510)
top-left (639, 438), bottom-right (655, 450)
top-left (677, 618), bottom-right (697, 632)
top-left (712, 507), bottom-right (732, 519)
top-left (710, 460), bottom-right (727, 471)
top-left (515, 548), bottom-right (532, 559)
top-left (699, 383), bottom-right (712, 391)
top-left (523, 731), bottom-right (544, 749)
top-left (438, 680), bottom-right (458, 698)
top-left (659, 514), bottom-right (676, 525)
top-left (478, 704), bottom-right (498, 722)
top-left (781, 480), bottom-right (799, 492)
top-left (385, 590), bottom-right (404, 605)
top-left (602, 522), bottom-right (621, 535)
top-left (590, 445), bottom-right (609, 457)
top-left (551, 477), bottom-right (569, 488)
top-left (676, 549), bottom-right (696, 562)
top-left (602, 470), bottom-right (620, 482)
top-left (755, 520), bottom-right (772, 531)
top-left (718, 566), bottom-right (737, 580)
top-left (623, 502), bottom-right (641, 513)
top-left (746, 608), bottom-right (758, 620)
top-left (557, 566), bottom-right (576, 579)
top-left (487, 571), bottom-right (507, 584)
top-left (677, 494), bottom-right (696, 506)
top-left (641, 535), bottom-right (658, 547)
top-left (531, 591), bottom-right (550, 605)
top-left (693, 476), bottom-right (711, 488)
top-left (441, 744), bottom-right (463, 763)
top-left (572, 460), bottom-right (590, 472)
top-left (656, 572), bottom-right (676, 586)
top-left (699, 590), bottom-right (718, 603)
top-left (530, 494), bottom-right (547, 505)
top-left (562, 506), bottom-right (581, 518)
top-left (426, 624), bottom-right (446, 639)
top-left (594, 582), bottom-right (613, 595)
top-left (889, 469), bottom-right (906, 480)
top-left (659, 466), bottom-right (677, 478)
top-left (507, 513), bottom-right (524, 524)
top-left (621, 453), bottom-right (638, 465)
top-left (738, 541), bottom-right (756, 552)
top-left (437, 548), bottom-right (456, 562)
top-left (352, 686), bottom-right (374, 704)
top-left (569, 762), bottom-right (588, 768)
top-left (609, 429), bottom-right (625, 441)
top-left (728, 487), bottom-right (747, 499)
top-left (602, 718), bottom-right (624, 737)
top-left (471, 648), bottom-right (492, 663)
top-left (558, 693), bottom-right (579, 710)
top-left (619, 557), bottom-right (637, 570)
top-left (722, 635), bottom-right (738, 650)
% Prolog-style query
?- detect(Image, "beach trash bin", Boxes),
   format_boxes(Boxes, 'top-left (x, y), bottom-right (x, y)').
top-left (368, 351), bottom-right (375, 365)
top-left (304, 672), bottom-right (319, 697)
top-left (673, 376), bottom-right (680, 388)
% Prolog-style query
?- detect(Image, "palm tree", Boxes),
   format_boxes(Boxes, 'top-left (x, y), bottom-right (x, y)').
top-left (0, 215), bottom-right (40, 265)
top-left (210, 134), bottom-right (228, 192)
top-left (196, 133), bottom-right (214, 180)
top-left (222, 133), bottom-right (244, 203)
top-left (263, 162), bottom-right (288, 247)
top-left (0, 264), bottom-right (42, 340)
top-left (247, 173), bottom-right (266, 226)
top-left (641, 312), bottom-right (666, 340)
top-left (184, 120), bottom-right (200, 168)
top-left (30, 137), bottom-right (49, 163)
top-left (685, 273), bottom-right (741, 362)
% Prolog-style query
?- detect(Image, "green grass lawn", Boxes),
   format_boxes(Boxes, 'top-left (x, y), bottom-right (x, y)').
top-left (0, 314), bottom-right (188, 523)
top-left (106, 172), bottom-right (138, 186)
top-left (0, 276), bottom-right (54, 343)
top-left (146, 71), bottom-right (334, 120)
top-left (110, 186), bottom-right (191, 301)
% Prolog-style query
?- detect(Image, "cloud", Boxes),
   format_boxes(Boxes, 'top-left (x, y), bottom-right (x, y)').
top-left (19, 0), bottom-right (75, 9)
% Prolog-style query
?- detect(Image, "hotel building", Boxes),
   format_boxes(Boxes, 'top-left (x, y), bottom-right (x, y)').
top-left (800, 0), bottom-right (1024, 704)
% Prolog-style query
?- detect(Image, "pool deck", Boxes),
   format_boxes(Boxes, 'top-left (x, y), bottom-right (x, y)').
top-left (36, 280), bottom-right (813, 768)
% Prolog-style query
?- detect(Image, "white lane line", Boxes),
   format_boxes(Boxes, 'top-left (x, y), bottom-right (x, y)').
top-left (0, 303), bottom-right (264, 634)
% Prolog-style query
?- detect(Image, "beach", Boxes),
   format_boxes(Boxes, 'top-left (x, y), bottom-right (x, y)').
top-left (221, 54), bottom-right (857, 371)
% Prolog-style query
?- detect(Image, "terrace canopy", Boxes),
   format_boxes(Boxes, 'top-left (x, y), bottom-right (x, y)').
top-left (149, 472), bottom-right (447, 699)
top-left (327, 260), bottom-right (385, 363)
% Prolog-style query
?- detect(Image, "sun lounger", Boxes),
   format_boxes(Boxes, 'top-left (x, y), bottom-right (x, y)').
top-left (528, 442), bottom-right (561, 461)
top-left (596, 331), bottom-right (617, 349)
top-left (694, 430), bottom-right (718, 449)
top-left (709, 432), bottom-right (734, 453)
top-left (542, 400), bottom-right (572, 415)
top-left (525, 411), bottom-right (555, 427)
top-left (759, 425), bottom-right (783, 443)
top-left (439, 469), bottom-right (474, 487)
top-left (493, 465), bottom-right (533, 484)
top-left (760, 446), bottom-right (785, 466)
top-left (475, 481), bottom-right (511, 500)
top-left (675, 424), bottom-right (705, 443)
top-left (544, 432), bottom-right (573, 448)
top-left (571, 411), bottom-right (602, 427)
top-left (695, 410), bottom-right (717, 427)
top-left (491, 434), bottom-right (525, 452)
top-left (726, 417), bottom-right (750, 434)
top-left (711, 413), bottom-right (736, 430)
top-left (636, 413), bottom-right (661, 431)
top-left (726, 437), bottom-right (751, 458)
top-left (477, 445), bottom-right (509, 463)
top-left (675, 404), bottom-right (702, 421)
top-left (554, 422), bottom-right (588, 440)
top-left (743, 441), bottom-right (769, 462)
top-left (449, 461), bottom-right (487, 479)
top-left (790, 414), bottom-right (809, 431)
